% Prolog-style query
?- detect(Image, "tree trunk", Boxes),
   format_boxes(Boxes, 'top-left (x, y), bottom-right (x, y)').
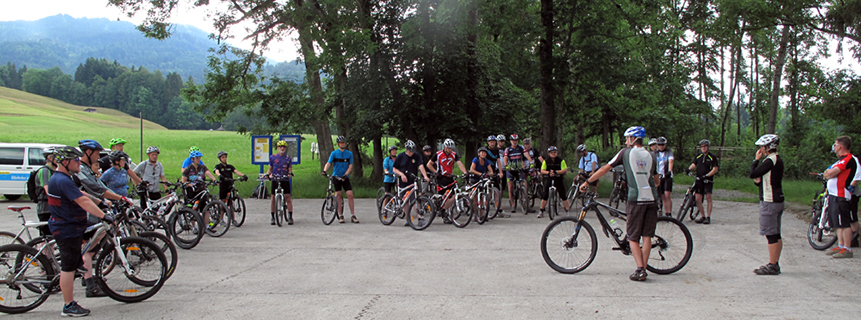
top-left (767, 25), bottom-right (791, 134)
top-left (371, 137), bottom-right (383, 181)
top-left (538, 0), bottom-right (557, 149)
top-left (720, 39), bottom-right (743, 149)
top-left (297, 24), bottom-right (333, 170)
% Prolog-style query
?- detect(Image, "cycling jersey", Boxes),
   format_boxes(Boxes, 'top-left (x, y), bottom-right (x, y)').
top-left (827, 154), bottom-right (857, 199)
top-left (541, 157), bottom-right (567, 172)
top-left (215, 163), bottom-right (236, 180)
top-left (692, 152), bottom-right (719, 182)
top-left (607, 147), bottom-right (657, 202)
top-left (656, 148), bottom-right (674, 176)
top-left (328, 149), bottom-right (353, 178)
top-left (524, 148), bottom-right (536, 167)
top-left (504, 145), bottom-right (526, 169)
top-left (269, 154), bottom-right (293, 178)
top-left (578, 152), bottom-right (599, 172)
top-left (750, 153), bottom-right (784, 203)
top-left (99, 167), bottom-right (129, 197)
top-left (47, 172), bottom-right (89, 240)
top-left (431, 150), bottom-right (461, 177)
top-left (472, 157), bottom-right (492, 175)
top-left (75, 163), bottom-right (109, 198)
top-left (181, 157), bottom-right (205, 171)
top-left (182, 164), bottom-right (210, 182)
top-left (394, 152), bottom-right (424, 187)
top-left (383, 156), bottom-right (396, 183)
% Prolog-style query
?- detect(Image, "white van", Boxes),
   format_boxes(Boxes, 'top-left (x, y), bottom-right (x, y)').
top-left (0, 143), bottom-right (63, 200)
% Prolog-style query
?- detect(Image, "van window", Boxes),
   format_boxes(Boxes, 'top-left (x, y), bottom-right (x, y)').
top-left (0, 147), bottom-right (25, 165)
top-left (28, 148), bottom-right (47, 166)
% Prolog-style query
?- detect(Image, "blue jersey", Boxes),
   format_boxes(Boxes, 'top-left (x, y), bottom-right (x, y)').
top-left (472, 157), bottom-right (492, 174)
top-left (383, 157), bottom-right (396, 183)
top-left (269, 153), bottom-right (293, 178)
top-left (328, 149), bottom-right (353, 178)
top-left (100, 167), bottom-right (129, 197)
top-left (48, 172), bottom-right (89, 240)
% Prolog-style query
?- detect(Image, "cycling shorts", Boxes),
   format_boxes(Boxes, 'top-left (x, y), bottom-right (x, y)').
top-left (57, 235), bottom-right (84, 272)
top-left (827, 195), bottom-right (851, 228)
top-left (658, 177), bottom-right (673, 193)
top-left (436, 175), bottom-right (456, 194)
top-left (333, 177), bottom-right (353, 192)
top-left (542, 176), bottom-right (566, 201)
top-left (219, 181), bottom-right (233, 200)
top-left (271, 180), bottom-right (292, 195)
top-left (693, 180), bottom-right (713, 195)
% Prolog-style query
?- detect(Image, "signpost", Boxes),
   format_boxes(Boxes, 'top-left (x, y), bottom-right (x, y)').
top-left (252, 135), bottom-right (272, 176)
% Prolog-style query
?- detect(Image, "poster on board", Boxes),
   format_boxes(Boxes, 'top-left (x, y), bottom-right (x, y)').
top-left (277, 135), bottom-right (302, 165)
top-left (252, 135), bottom-right (272, 165)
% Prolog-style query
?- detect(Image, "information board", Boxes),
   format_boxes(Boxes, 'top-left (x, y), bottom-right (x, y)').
top-left (251, 135), bottom-right (272, 165)
top-left (278, 135), bottom-right (302, 165)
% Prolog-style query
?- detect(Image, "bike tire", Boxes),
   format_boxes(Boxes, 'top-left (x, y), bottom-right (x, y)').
top-left (487, 187), bottom-right (500, 220)
top-left (95, 237), bottom-right (167, 303)
top-left (540, 216), bottom-right (597, 274)
top-left (807, 203), bottom-right (838, 250)
top-left (231, 196), bottom-right (247, 227)
top-left (275, 194), bottom-right (284, 227)
top-left (451, 193), bottom-right (473, 228)
top-left (139, 215), bottom-right (168, 233)
top-left (476, 192), bottom-right (488, 225)
top-left (204, 200), bottom-right (231, 237)
top-left (609, 188), bottom-right (620, 209)
top-left (519, 186), bottom-right (529, 214)
top-left (138, 231), bottom-right (177, 280)
top-left (548, 191), bottom-right (557, 220)
top-left (408, 196), bottom-right (436, 231)
top-left (321, 194), bottom-right (338, 225)
top-left (376, 187), bottom-right (386, 213)
top-left (167, 208), bottom-right (203, 250)
top-left (0, 244), bottom-right (55, 314)
top-left (646, 216), bottom-right (694, 274)
top-left (675, 193), bottom-right (691, 222)
top-left (0, 231), bottom-right (25, 245)
top-left (378, 194), bottom-right (397, 225)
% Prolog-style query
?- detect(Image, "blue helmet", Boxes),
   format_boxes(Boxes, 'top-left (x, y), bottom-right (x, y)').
top-left (624, 126), bottom-right (646, 139)
top-left (189, 151), bottom-right (203, 158)
top-left (78, 139), bottom-right (103, 151)
top-left (487, 135), bottom-right (496, 141)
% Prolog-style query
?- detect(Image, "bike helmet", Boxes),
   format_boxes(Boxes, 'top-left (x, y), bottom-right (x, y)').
top-left (547, 146), bottom-right (558, 152)
top-left (217, 151), bottom-right (228, 158)
top-left (487, 135), bottom-right (497, 141)
top-left (109, 138), bottom-right (127, 149)
top-left (509, 134), bottom-right (519, 140)
top-left (522, 138), bottom-right (531, 144)
top-left (478, 147), bottom-right (488, 154)
top-left (656, 137), bottom-right (667, 145)
top-left (443, 138), bottom-right (455, 149)
top-left (189, 151), bottom-right (203, 158)
top-left (405, 140), bottom-right (416, 151)
top-left (422, 145), bottom-right (432, 152)
top-left (336, 136), bottom-right (346, 143)
top-left (648, 138), bottom-right (657, 146)
top-left (146, 146), bottom-right (160, 154)
top-left (78, 139), bottom-right (104, 151)
top-left (276, 140), bottom-right (288, 148)
top-left (755, 134), bottom-right (779, 150)
top-left (496, 134), bottom-right (505, 141)
top-left (388, 145), bottom-right (398, 152)
top-left (55, 146), bottom-right (83, 161)
top-left (42, 146), bottom-right (57, 158)
top-left (109, 151), bottom-right (128, 163)
top-left (576, 144), bottom-right (587, 152)
top-left (699, 139), bottom-right (710, 146)
top-left (189, 146), bottom-right (201, 153)
top-left (623, 126), bottom-right (646, 138)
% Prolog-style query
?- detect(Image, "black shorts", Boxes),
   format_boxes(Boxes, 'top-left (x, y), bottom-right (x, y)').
top-left (384, 182), bottom-right (396, 193)
top-left (436, 175), bottom-right (456, 194)
top-left (57, 236), bottom-right (84, 272)
top-left (37, 213), bottom-right (51, 237)
top-left (626, 202), bottom-right (659, 240)
top-left (219, 181), bottom-right (233, 199)
top-left (850, 195), bottom-right (859, 223)
top-left (271, 180), bottom-right (292, 195)
top-left (693, 180), bottom-right (713, 195)
top-left (542, 176), bottom-right (566, 201)
top-left (333, 177), bottom-right (353, 192)
top-left (827, 195), bottom-right (852, 228)
top-left (658, 177), bottom-right (673, 193)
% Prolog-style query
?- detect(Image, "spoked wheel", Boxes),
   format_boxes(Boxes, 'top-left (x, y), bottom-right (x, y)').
top-left (95, 237), bottom-right (167, 303)
top-left (676, 193), bottom-right (693, 222)
top-left (476, 193), bottom-right (488, 225)
top-left (408, 196), bottom-right (436, 231)
top-left (275, 195), bottom-right (284, 227)
top-left (138, 231), bottom-right (178, 280)
top-left (321, 194), bottom-right (338, 225)
top-left (487, 187), bottom-right (500, 220)
top-left (646, 216), bottom-right (694, 274)
top-left (518, 186), bottom-right (529, 215)
top-left (0, 231), bottom-right (24, 245)
top-left (139, 215), bottom-right (167, 233)
top-left (376, 187), bottom-right (386, 213)
top-left (547, 192), bottom-right (557, 220)
top-left (204, 200), bottom-right (231, 237)
top-left (230, 197), bottom-right (246, 227)
top-left (609, 188), bottom-right (621, 209)
top-left (450, 194), bottom-right (473, 228)
top-left (540, 216), bottom-right (597, 274)
top-left (378, 194), bottom-right (397, 225)
top-left (0, 244), bottom-right (55, 314)
top-left (167, 208), bottom-right (203, 250)
top-left (808, 205), bottom-right (837, 250)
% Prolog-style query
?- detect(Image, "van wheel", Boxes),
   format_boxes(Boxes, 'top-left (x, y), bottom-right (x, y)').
top-left (3, 195), bottom-right (21, 201)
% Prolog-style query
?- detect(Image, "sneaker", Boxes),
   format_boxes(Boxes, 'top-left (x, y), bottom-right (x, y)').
top-left (825, 247), bottom-right (842, 256)
top-left (832, 249), bottom-right (854, 259)
top-left (270, 217), bottom-right (276, 225)
top-left (85, 284), bottom-right (107, 298)
top-left (629, 269), bottom-right (647, 281)
top-left (703, 217), bottom-right (711, 224)
top-left (351, 216), bottom-right (359, 223)
top-left (62, 301), bottom-right (90, 317)
top-left (287, 215), bottom-right (294, 225)
top-left (753, 263), bottom-right (780, 275)
top-left (536, 212), bottom-right (544, 219)
top-left (695, 216), bottom-right (705, 224)
top-left (339, 216), bottom-right (345, 223)
top-left (498, 212), bottom-right (511, 218)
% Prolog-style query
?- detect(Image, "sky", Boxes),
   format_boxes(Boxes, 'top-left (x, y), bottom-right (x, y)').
top-left (0, 0), bottom-right (301, 62)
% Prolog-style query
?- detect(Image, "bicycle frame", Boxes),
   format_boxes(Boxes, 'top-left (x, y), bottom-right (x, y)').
top-left (576, 193), bottom-right (633, 254)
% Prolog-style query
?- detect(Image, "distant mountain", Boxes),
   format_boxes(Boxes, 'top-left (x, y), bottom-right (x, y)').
top-left (0, 14), bottom-right (305, 81)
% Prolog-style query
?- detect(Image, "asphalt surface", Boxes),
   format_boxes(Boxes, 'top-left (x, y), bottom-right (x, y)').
top-left (0, 195), bottom-right (859, 319)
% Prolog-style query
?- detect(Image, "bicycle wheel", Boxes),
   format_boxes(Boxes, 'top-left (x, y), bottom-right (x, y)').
top-left (275, 194), bottom-right (284, 227)
top-left (518, 186), bottom-right (529, 214)
top-left (204, 200), bottom-right (231, 237)
top-left (139, 215), bottom-right (167, 233)
top-left (676, 193), bottom-right (692, 222)
top-left (95, 237), bottom-right (167, 303)
top-left (167, 208), bottom-right (204, 250)
top-left (0, 231), bottom-right (24, 246)
top-left (450, 193), bottom-right (473, 228)
top-left (646, 216), bottom-right (694, 274)
top-left (609, 188), bottom-right (621, 209)
top-left (540, 216), bottom-right (597, 274)
top-left (378, 194), bottom-right (398, 225)
top-left (138, 232), bottom-right (177, 280)
top-left (376, 187), bottom-right (386, 213)
top-left (548, 191), bottom-right (557, 220)
top-left (231, 196), bottom-right (246, 227)
top-left (487, 187), bottom-right (500, 220)
top-left (476, 192), bottom-right (488, 225)
top-left (321, 194), bottom-right (338, 225)
top-left (808, 203), bottom-right (837, 250)
top-left (0, 244), bottom-right (55, 314)
top-left (408, 195), bottom-right (436, 231)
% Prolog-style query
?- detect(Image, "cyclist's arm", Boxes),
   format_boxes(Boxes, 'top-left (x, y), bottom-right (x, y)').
top-left (456, 160), bottom-right (468, 176)
top-left (205, 170), bottom-right (218, 181)
top-left (586, 164), bottom-right (613, 184)
top-left (824, 167), bottom-right (841, 179)
top-left (392, 167), bottom-right (405, 180)
top-left (265, 164), bottom-right (273, 177)
top-left (688, 163), bottom-right (696, 172)
top-left (345, 163), bottom-right (353, 177)
top-left (558, 160), bottom-right (568, 175)
top-left (426, 159), bottom-right (437, 174)
top-left (469, 161), bottom-right (480, 176)
top-left (126, 167), bottom-right (142, 185)
top-left (706, 165), bottom-right (718, 178)
top-left (749, 158), bottom-right (774, 179)
top-left (653, 173), bottom-right (661, 187)
top-left (214, 168), bottom-right (221, 177)
top-left (419, 164), bottom-right (429, 181)
top-left (74, 195), bottom-right (106, 219)
top-left (322, 162), bottom-right (331, 174)
top-left (540, 160), bottom-right (549, 175)
top-left (523, 152), bottom-right (533, 164)
top-left (234, 170), bottom-right (246, 177)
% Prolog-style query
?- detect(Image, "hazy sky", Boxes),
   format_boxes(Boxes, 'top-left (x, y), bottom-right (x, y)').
top-left (0, 0), bottom-right (301, 62)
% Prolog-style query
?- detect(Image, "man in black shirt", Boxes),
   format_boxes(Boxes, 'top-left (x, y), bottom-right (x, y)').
top-left (688, 139), bottom-right (719, 224)
top-left (749, 134), bottom-right (784, 275)
top-left (393, 140), bottom-right (430, 224)
top-left (214, 151), bottom-right (248, 204)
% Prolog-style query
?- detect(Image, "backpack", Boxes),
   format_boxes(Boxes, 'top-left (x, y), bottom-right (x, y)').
top-left (252, 183), bottom-right (269, 199)
top-left (26, 167), bottom-right (47, 203)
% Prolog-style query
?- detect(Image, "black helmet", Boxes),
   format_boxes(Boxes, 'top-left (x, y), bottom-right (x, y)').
top-left (478, 147), bottom-right (488, 153)
top-left (109, 151), bottom-right (128, 164)
top-left (217, 151), bottom-right (228, 158)
top-left (55, 146), bottom-right (83, 161)
top-left (422, 145), bottom-right (432, 152)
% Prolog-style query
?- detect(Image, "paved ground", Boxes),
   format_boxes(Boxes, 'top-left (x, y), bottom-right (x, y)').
top-left (0, 194), bottom-right (859, 319)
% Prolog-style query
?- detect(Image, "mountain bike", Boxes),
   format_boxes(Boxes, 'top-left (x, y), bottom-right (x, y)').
top-left (543, 174), bottom-right (565, 220)
top-left (378, 174), bottom-right (432, 228)
top-left (507, 167), bottom-right (529, 214)
top-left (566, 172), bottom-right (589, 213)
top-left (807, 172), bottom-right (839, 250)
top-left (259, 174), bottom-right (293, 227)
top-left (2, 206), bottom-right (46, 245)
top-left (608, 167), bottom-right (627, 209)
top-left (0, 217), bottom-right (167, 314)
top-left (221, 176), bottom-right (248, 227)
top-left (321, 174), bottom-right (341, 225)
top-left (183, 180), bottom-right (231, 236)
top-left (527, 168), bottom-right (544, 208)
top-left (486, 175), bottom-right (502, 220)
top-left (133, 181), bottom-right (204, 250)
top-left (676, 172), bottom-right (702, 223)
top-left (540, 192), bottom-right (693, 275)
top-left (464, 175), bottom-right (494, 224)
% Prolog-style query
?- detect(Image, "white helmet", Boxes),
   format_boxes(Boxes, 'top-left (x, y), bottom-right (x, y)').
top-left (146, 146), bottom-right (160, 154)
top-left (443, 138), bottom-right (455, 149)
top-left (496, 134), bottom-right (505, 141)
top-left (405, 140), bottom-right (416, 151)
top-left (755, 134), bottom-right (779, 150)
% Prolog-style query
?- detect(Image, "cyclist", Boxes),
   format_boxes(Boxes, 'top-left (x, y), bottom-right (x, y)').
top-left (580, 126), bottom-right (659, 281)
top-left (537, 146), bottom-right (571, 218)
top-left (687, 139), bottom-right (719, 224)
top-left (749, 134), bottom-right (784, 274)
top-left (100, 151), bottom-right (132, 197)
top-left (485, 136), bottom-right (503, 185)
top-left (823, 136), bottom-right (857, 258)
top-left (655, 137), bottom-right (674, 216)
top-left (77, 140), bottom-right (132, 209)
top-left (392, 140), bottom-right (430, 225)
top-left (48, 146), bottom-right (115, 316)
top-left (503, 134), bottom-right (532, 214)
top-left (181, 150), bottom-right (219, 229)
top-left (265, 140), bottom-right (294, 225)
top-left (134, 146), bottom-right (169, 209)
top-left (34, 147), bottom-right (58, 237)
top-left (469, 147), bottom-right (495, 183)
top-left (577, 144), bottom-right (599, 194)
top-left (496, 134), bottom-right (508, 195)
top-left (383, 146), bottom-right (398, 194)
top-left (422, 145), bottom-right (434, 173)
top-left (98, 138), bottom-right (137, 171)
top-left (648, 138), bottom-right (658, 153)
top-left (214, 150), bottom-right (248, 209)
top-left (181, 146), bottom-right (206, 173)
top-left (321, 136), bottom-right (358, 223)
top-left (523, 138), bottom-right (541, 169)
top-left (427, 139), bottom-right (469, 220)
